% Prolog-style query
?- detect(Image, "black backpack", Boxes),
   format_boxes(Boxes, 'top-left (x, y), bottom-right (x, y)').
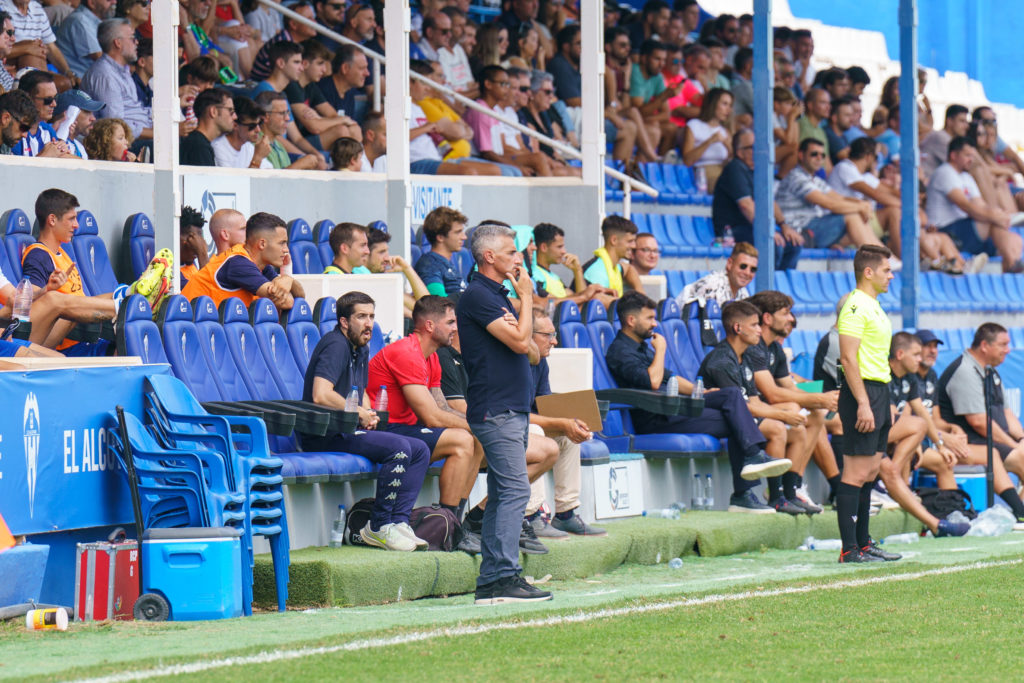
top-left (409, 505), bottom-right (462, 551)
top-left (917, 487), bottom-right (977, 520)
top-left (344, 498), bottom-right (376, 546)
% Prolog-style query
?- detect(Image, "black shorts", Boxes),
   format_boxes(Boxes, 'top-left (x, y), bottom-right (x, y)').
top-left (839, 380), bottom-right (892, 456)
top-left (387, 423), bottom-right (445, 454)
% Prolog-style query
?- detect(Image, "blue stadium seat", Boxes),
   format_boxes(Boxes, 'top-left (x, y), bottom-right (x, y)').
top-left (985, 273), bottom-right (1024, 312)
top-left (553, 301), bottom-right (590, 351)
top-left (665, 270), bottom-right (685, 298)
top-left (0, 239), bottom-right (14, 282)
top-left (280, 297), bottom-right (320, 372)
top-left (453, 248), bottom-right (474, 280)
top-left (220, 298), bottom-right (289, 402)
top-left (2, 208), bottom-right (35, 281)
top-left (115, 294), bottom-right (167, 363)
top-left (410, 243), bottom-right (422, 266)
top-left (250, 298), bottom-right (307, 399)
top-left (368, 322), bottom-right (386, 358)
top-left (72, 209), bottom-right (120, 296)
top-left (193, 296), bottom-right (258, 404)
top-left (287, 218), bottom-right (323, 275)
top-left (313, 296), bottom-right (337, 337)
top-left (313, 219), bottom-right (335, 270)
top-left (121, 212), bottom-right (155, 281)
top-left (657, 297), bottom-right (701, 380)
top-left (157, 294), bottom-right (226, 402)
top-left (784, 271), bottom-right (830, 315)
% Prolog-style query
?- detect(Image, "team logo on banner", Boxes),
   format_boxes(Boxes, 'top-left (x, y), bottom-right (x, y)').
top-left (23, 392), bottom-right (40, 519)
top-left (608, 465), bottom-right (629, 510)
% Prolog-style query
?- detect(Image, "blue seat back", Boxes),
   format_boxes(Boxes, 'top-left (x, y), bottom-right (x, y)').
top-left (118, 294), bottom-right (168, 363)
top-left (2, 208), bottom-right (34, 281)
top-left (122, 212), bottom-right (155, 281)
top-left (157, 295), bottom-right (226, 402)
top-left (250, 298), bottom-right (306, 399)
top-left (193, 296), bottom-right (253, 401)
top-left (313, 296), bottom-right (337, 337)
top-left (0, 239), bottom-right (14, 283)
top-left (410, 244), bottom-right (422, 266)
top-left (313, 219), bottom-right (335, 270)
top-left (288, 219), bottom-right (323, 275)
top-left (281, 297), bottom-right (321, 373)
top-left (453, 248), bottom-right (475, 279)
top-left (580, 300), bottom-right (618, 390)
top-left (553, 301), bottom-right (588, 349)
top-left (219, 298), bottom-right (284, 400)
top-left (369, 322), bottom-right (385, 359)
top-left (72, 209), bottom-right (119, 296)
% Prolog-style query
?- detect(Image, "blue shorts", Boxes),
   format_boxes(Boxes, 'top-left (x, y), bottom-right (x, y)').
top-left (386, 423), bottom-right (445, 454)
top-left (0, 338), bottom-right (30, 357)
top-left (410, 159), bottom-right (442, 175)
top-left (940, 216), bottom-right (997, 257)
top-left (805, 213), bottom-right (847, 248)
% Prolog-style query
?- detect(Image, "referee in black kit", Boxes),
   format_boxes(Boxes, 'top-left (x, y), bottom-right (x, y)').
top-left (836, 245), bottom-right (901, 563)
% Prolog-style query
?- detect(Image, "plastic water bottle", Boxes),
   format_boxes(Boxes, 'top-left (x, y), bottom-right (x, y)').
top-left (375, 385), bottom-right (388, 412)
top-left (722, 225), bottom-right (735, 248)
top-left (329, 504), bottom-right (346, 547)
top-left (13, 278), bottom-right (33, 321)
top-left (692, 376), bottom-right (705, 400)
top-left (345, 386), bottom-right (360, 413)
top-left (882, 532), bottom-right (920, 545)
top-left (704, 473), bottom-right (715, 510)
top-left (691, 474), bottom-right (705, 510)
top-left (801, 537), bottom-right (842, 551)
top-left (695, 166), bottom-right (708, 194)
top-left (642, 508), bottom-right (681, 520)
top-left (666, 376), bottom-right (679, 397)
top-left (668, 557), bottom-right (683, 569)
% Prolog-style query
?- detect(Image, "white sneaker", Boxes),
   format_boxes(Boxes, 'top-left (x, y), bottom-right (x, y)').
top-left (965, 252), bottom-right (989, 274)
top-left (794, 484), bottom-right (823, 513)
top-left (870, 489), bottom-right (900, 511)
top-left (393, 522), bottom-right (429, 550)
top-left (360, 521), bottom-right (417, 551)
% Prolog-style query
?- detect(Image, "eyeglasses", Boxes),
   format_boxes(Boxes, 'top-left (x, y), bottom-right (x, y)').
top-left (239, 120), bottom-right (262, 129)
top-left (15, 118), bottom-right (33, 134)
top-left (636, 247), bottom-right (660, 255)
top-left (492, 80), bottom-right (511, 88)
top-left (539, 88), bottom-right (554, 95)
top-left (737, 263), bottom-right (757, 272)
top-left (807, 151), bottom-right (826, 158)
top-left (3, 29), bottom-right (15, 37)
top-left (518, 85), bottom-right (530, 92)
top-left (218, 105), bottom-right (236, 113)
top-left (35, 96), bottom-right (55, 106)
top-left (326, 2), bottom-right (344, 8)
top-left (671, 59), bottom-right (682, 65)
top-left (533, 331), bottom-right (557, 340)
top-left (437, 27), bottom-right (451, 34)
top-left (737, 145), bottom-right (754, 152)
top-left (981, 118), bottom-right (997, 125)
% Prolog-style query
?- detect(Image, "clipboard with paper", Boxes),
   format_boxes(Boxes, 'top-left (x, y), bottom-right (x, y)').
top-left (534, 390), bottom-right (604, 432)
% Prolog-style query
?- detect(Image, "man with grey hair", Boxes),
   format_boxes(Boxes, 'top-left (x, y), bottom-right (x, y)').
top-left (81, 17), bottom-right (152, 142)
top-left (457, 223), bottom-right (552, 605)
top-left (56, 0), bottom-right (113, 78)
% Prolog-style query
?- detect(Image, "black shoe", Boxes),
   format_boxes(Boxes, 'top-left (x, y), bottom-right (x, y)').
top-left (839, 548), bottom-right (884, 563)
top-left (519, 518), bottom-right (549, 555)
top-left (740, 451), bottom-right (792, 480)
top-left (464, 510), bottom-right (483, 535)
top-left (786, 496), bottom-right (821, 515)
top-left (768, 497), bottom-right (804, 516)
top-left (457, 529), bottom-right (481, 554)
top-left (727, 490), bottom-right (775, 514)
top-left (862, 540), bottom-right (902, 561)
top-left (475, 574), bottom-right (553, 605)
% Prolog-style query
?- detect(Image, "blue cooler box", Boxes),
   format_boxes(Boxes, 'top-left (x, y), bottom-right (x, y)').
top-left (141, 528), bottom-right (243, 621)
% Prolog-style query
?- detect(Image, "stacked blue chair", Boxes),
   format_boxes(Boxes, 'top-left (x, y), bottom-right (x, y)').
top-left (71, 209), bottom-right (120, 296)
top-left (157, 295), bottom-right (226, 401)
top-left (142, 374), bottom-right (290, 613)
top-left (120, 212), bottom-right (155, 281)
top-left (313, 219), bottom-right (335, 270)
top-left (1, 208), bottom-right (35, 281)
top-left (287, 218), bottom-right (323, 275)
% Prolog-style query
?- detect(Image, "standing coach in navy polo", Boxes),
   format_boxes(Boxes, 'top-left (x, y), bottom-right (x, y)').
top-left (457, 223), bottom-right (553, 605)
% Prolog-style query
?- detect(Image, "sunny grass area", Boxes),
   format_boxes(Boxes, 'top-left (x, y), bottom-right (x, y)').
top-left (6, 534), bottom-right (1024, 682)
top-left (186, 563), bottom-right (1024, 682)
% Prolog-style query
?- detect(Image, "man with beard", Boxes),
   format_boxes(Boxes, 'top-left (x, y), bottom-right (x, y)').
top-left (606, 291), bottom-right (789, 514)
top-left (0, 89), bottom-right (35, 154)
top-left (302, 291), bottom-right (432, 552)
top-left (677, 242), bottom-right (757, 306)
top-left (367, 295), bottom-right (485, 553)
top-left (82, 18), bottom-right (152, 142)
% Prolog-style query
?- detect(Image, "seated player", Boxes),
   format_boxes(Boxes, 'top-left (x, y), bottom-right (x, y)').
top-left (884, 332), bottom-right (970, 537)
top-left (179, 205), bottom-right (208, 289)
top-left (182, 211), bottom-right (304, 311)
top-left (606, 291), bottom-right (790, 514)
top-left (525, 306), bottom-right (605, 537)
top-left (698, 300), bottom-right (806, 514)
top-left (323, 222), bottom-right (370, 274)
top-left (938, 322), bottom-right (1024, 525)
top-left (302, 291), bottom-right (431, 551)
top-left (414, 206), bottom-right (469, 300)
top-left (746, 290), bottom-right (837, 513)
top-left (361, 225), bottom-right (429, 317)
top-left (21, 188), bottom-right (173, 351)
top-left (531, 222), bottom-right (613, 306)
top-left (582, 215), bottom-right (645, 306)
top-left (366, 296), bottom-right (484, 553)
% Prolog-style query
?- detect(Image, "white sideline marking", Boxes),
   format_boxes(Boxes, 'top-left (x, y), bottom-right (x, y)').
top-left (73, 559), bottom-right (1022, 683)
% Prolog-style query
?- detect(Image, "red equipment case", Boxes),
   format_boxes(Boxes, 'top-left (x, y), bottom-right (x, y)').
top-left (74, 539), bottom-right (140, 621)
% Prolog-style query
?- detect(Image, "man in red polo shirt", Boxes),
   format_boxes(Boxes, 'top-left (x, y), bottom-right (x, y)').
top-left (367, 295), bottom-right (484, 551)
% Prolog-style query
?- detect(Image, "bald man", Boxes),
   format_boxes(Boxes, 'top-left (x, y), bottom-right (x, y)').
top-left (209, 209), bottom-right (248, 254)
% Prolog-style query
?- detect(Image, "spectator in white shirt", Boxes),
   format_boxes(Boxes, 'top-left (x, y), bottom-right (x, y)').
top-left (359, 109), bottom-right (386, 173)
top-left (680, 87), bottom-right (733, 192)
top-left (213, 95), bottom-right (272, 169)
top-left (441, 6), bottom-right (477, 99)
top-left (926, 135), bottom-right (1023, 272)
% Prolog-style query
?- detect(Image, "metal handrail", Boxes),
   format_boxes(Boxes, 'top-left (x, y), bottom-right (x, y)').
top-left (256, 0), bottom-right (657, 201)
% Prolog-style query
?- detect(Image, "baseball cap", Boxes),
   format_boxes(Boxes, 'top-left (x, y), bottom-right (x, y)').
top-left (54, 90), bottom-right (105, 119)
top-left (914, 329), bottom-right (943, 346)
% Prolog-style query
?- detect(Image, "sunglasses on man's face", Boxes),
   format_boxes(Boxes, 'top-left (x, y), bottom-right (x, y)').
top-left (36, 96), bottom-right (56, 106)
top-left (3, 29), bottom-right (15, 37)
top-left (737, 263), bottom-right (757, 272)
top-left (239, 121), bottom-right (262, 130)
top-left (518, 85), bottom-right (530, 92)
top-left (807, 151), bottom-right (826, 159)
